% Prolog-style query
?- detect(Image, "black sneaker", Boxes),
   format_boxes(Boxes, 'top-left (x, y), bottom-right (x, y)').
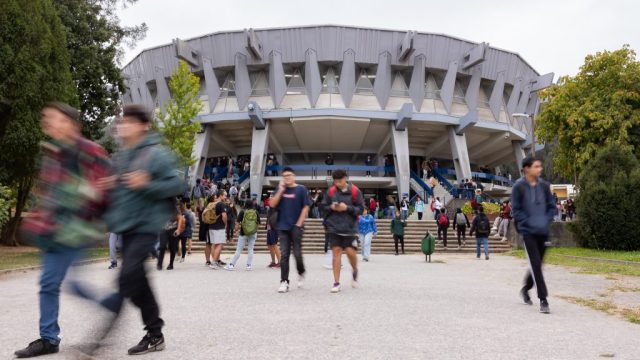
top-left (217, 260), bottom-right (227, 266)
top-left (128, 333), bottom-right (165, 355)
top-left (14, 339), bottom-right (59, 358)
top-left (540, 299), bottom-right (551, 314)
top-left (521, 289), bottom-right (533, 305)
top-left (205, 261), bottom-right (211, 266)
top-left (108, 263), bottom-right (117, 269)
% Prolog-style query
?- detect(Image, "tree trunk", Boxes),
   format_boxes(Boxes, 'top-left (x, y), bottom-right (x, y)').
top-left (1, 177), bottom-right (33, 246)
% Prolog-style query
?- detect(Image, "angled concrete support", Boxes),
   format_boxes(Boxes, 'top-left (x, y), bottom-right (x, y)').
top-left (305, 49), bottom-right (322, 107)
top-left (248, 101), bottom-right (265, 129)
top-left (202, 58), bottom-right (221, 113)
top-left (506, 77), bottom-right (523, 116)
top-left (409, 54), bottom-right (426, 111)
top-left (390, 123), bottom-right (411, 199)
top-left (489, 71), bottom-right (506, 121)
top-left (440, 60), bottom-right (459, 114)
top-left (513, 140), bottom-right (526, 171)
top-left (448, 126), bottom-right (472, 182)
top-left (234, 53), bottom-right (251, 109)
top-left (154, 67), bottom-right (171, 112)
top-left (395, 103), bottom-right (413, 130)
top-left (374, 51), bottom-right (392, 110)
top-left (250, 121), bottom-right (270, 200)
top-left (339, 49), bottom-right (356, 107)
top-left (269, 50), bottom-right (286, 108)
top-left (191, 124), bottom-right (213, 186)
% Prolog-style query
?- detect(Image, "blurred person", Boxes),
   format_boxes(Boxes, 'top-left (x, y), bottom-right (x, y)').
top-left (157, 203), bottom-right (184, 270)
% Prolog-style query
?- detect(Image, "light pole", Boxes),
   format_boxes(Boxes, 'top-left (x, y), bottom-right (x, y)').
top-left (512, 113), bottom-right (535, 156)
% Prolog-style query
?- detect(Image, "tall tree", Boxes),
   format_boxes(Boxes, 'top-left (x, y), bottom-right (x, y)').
top-left (536, 45), bottom-right (640, 179)
top-left (155, 60), bottom-right (203, 167)
top-left (0, 0), bottom-right (77, 245)
top-left (53, 0), bottom-right (147, 140)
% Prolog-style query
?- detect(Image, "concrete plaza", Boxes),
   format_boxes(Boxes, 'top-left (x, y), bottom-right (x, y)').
top-left (1, 253), bottom-right (639, 360)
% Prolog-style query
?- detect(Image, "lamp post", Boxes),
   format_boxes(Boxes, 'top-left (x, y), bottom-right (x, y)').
top-left (512, 113), bottom-right (535, 156)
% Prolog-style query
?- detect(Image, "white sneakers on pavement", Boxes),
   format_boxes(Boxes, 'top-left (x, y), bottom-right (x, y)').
top-left (278, 281), bottom-right (290, 293)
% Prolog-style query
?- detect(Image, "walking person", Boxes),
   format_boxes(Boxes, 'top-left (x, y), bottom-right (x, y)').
top-left (437, 208), bottom-right (450, 249)
top-left (358, 208), bottom-right (377, 262)
top-left (15, 102), bottom-right (110, 358)
top-left (453, 208), bottom-right (470, 249)
top-left (390, 211), bottom-right (407, 255)
top-left (157, 204), bottom-right (185, 270)
top-left (225, 200), bottom-right (260, 271)
top-left (319, 170), bottom-right (365, 292)
top-left (266, 203), bottom-right (281, 268)
top-left (269, 167), bottom-right (310, 293)
top-left (415, 196), bottom-right (425, 220)
top-left (179, 202), bottom-right (196, 261)
top-left (400, 196), bottom-right (409, 220)
top-left (92, 104), bottom-right (184, 355)
top-left (469, 205), bottom-right (491, 260)
top-left (108, 233), bottom-right (122, 269)
top-left (511, 156), bottom-right (556, 314)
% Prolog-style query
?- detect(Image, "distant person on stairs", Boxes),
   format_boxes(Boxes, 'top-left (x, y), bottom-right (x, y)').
top-left (390, 211), bottom-right (407, 255)
top-left (437, 208), bottom-right (450, 250)
top-left (453, 208), bottom-right (470, 249)
top-left (469, 205), bottom-right (491, 260)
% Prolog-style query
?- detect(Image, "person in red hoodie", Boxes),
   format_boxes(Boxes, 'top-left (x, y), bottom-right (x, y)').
top-left (499, 200), bottom-right (512, 242)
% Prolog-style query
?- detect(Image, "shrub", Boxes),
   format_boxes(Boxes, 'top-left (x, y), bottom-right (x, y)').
top-left (461, 201), bottom-right (500, 215)
top-left (0, 185), bottom-right (12, 228)
top-left (573, 144), bottom-right (640, 250)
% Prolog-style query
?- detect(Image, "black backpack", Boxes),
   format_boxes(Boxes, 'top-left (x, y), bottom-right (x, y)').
top-left (476, 214), bottom-right (490, 235)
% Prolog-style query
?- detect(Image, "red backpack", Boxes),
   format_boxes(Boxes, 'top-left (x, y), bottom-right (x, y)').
top-left (438, 213), bottom-right (449, 227)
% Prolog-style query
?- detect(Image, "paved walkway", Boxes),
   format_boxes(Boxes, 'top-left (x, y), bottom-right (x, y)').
top-left (1, 253), bottom-right (639, 360)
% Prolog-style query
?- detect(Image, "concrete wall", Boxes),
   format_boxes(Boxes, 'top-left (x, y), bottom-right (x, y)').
top-left (508, 221), bottom-right (579, 249)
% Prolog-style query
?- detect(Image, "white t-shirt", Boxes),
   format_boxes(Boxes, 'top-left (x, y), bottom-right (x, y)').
top-left (435, 200), bottom-right (443, 210)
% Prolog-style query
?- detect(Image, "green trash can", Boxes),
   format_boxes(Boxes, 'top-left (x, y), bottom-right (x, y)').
top-left (421, 232), bottom-right (436, 262)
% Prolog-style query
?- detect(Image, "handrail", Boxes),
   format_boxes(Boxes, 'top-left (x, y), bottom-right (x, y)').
top-left (237, 171), bottom-right (250, 184)
top-left (437, 168), bottom-right (514, 186)
top-left (409, 170), bottom-right (434, 197)
top-left (433, 168), bottom-right (459, 197)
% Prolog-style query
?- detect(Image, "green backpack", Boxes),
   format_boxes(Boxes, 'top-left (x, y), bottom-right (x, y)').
top-left (241, 209), bottom-right (259, 236)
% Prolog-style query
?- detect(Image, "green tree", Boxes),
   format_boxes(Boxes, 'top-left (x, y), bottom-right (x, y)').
top-left (155, 60), bottom-right (203, 167)
top-left (53, 0), bottom-right (147, 140)
top-left (0, 0), bottom-right (77, 245)
top-left (572, 144), bottom-right (640, 250)
top-left (536, 45), bottom-right (640, 180)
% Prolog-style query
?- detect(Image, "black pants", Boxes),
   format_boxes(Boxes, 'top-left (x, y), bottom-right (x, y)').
top-left (456, 225), bottom-right (466, 246)
top-left (438, 225), bottom-right (448, 247)
top-left (158, 230), bottom-right (179, 268)
top-left (279, 227), bottom-right (306, 283)
top-left (417, 212), bottom-right (423, 220)
top-left (522, 234), bottom-right (549, 300)
top-left (98, 233), bottom-right (164, 336)
top-left (179, 237), bottom-right (188, 258)
top-left (393, 234), bottom-right (404, 254)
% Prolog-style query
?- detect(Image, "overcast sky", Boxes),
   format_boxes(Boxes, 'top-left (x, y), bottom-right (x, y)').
top-left (118, 0), bottom-right (639, 77)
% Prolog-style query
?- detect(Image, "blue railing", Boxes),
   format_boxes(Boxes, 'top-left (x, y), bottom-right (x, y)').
top-left (409, 170), bottom-right (434, 197)
top-left (436, 168), bottom-right (514, 186)
top-left (237, 170), bottom-right (250, 184)
top-left (433, 168), bottom-right (459, 197)
top-left (265, 165), bottom-right (394, 176)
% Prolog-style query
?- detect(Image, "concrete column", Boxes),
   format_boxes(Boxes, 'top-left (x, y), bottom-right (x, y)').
top-left (390, 123), bottom-right (410, 199)
top-left (250, 121), bottom-right (270, 200)
top-left (190, 124), bottom-right (213, 186)
top-left (512, 140), bottom-right (526, 172)
top-left (447, 126), bottom-right (472, 182)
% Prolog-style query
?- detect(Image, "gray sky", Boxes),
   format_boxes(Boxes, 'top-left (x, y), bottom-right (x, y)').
top-left (118, 0), bottom-right (639, 77)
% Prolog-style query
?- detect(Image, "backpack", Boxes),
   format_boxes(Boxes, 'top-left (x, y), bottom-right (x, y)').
top-left (327, 185), bottom-right (360, 220)
top-left (438, 213), bottom-right (449, 227)
top-left (202, 201), bottom-right (221, 224)
top-left (241, 209), bottom-right (258, 235)
top-left (456, 213), bottom-right (467, 226)
top-left (476, 214), bottom-right (490, 235)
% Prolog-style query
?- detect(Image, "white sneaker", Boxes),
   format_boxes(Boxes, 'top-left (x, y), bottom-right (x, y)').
top-left (331, 282), bottom-right (341, 293)
top-left (224, 264), bottom-right (235, 271)
top-left (501, 237), bottom-right (508, 242)
top-left (245, 265), bottom-right (252, 271)
top-left (179, 257), bottom-right (185, 263)
top-left (209, 263), bottom-right (220, 270)
top-left (298, 275), bottom-right (305, 289)
top-left (278, 281), bottom-right (289, 293)
top-left (323, 264), bottom-right (332, 270)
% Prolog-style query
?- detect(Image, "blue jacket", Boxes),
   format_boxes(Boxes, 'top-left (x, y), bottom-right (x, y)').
top-left (358, 214), bottom-right (378, 235)
top-left (510, 177), bottom-right (556, 236)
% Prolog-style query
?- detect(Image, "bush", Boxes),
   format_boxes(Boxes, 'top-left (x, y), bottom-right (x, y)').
top-left (573, 144), bottom-right (640, 250)
top-left (0, 185), bottom-right (12, 228)
top-left (461, 201), bottom-right (500, 215)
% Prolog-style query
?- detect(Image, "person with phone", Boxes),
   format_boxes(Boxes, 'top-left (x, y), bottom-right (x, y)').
top-left (268, 167), bottom-right (310, 293)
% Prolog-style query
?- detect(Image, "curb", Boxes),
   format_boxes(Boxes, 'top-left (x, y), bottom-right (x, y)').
top-left (554, 254), bottom-right (640, 268)
top-left (0, 257), bottom-right (110, 277)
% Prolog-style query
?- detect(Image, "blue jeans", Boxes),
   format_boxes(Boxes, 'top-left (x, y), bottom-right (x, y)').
top-left (359, 232), bottom-right (373, 259)
top-left (476, 237), bottom-right (489, 258)
top-left (39, 247), bottom-right (81, 344)
top-left (230, 233), bottom-right (257, 267)
top-left (108, 233), bottom-right (122, 265)
top-left (401, 210), bottom-right (408, 220)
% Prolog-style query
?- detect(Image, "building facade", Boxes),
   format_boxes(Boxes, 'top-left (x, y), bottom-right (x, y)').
top-left (121, 25), bottom-right (553, 200)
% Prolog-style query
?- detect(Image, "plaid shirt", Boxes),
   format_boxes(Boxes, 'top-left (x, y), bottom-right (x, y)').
top-left (23, 137), bottom-right (110, 247)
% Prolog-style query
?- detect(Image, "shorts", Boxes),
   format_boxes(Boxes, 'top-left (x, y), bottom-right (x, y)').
top-left (327, 233), bottom-right (358, 250)
top-left (208, 229), bottom-right (226, 245)
top-left (267, 229), bottom-right (279, 246)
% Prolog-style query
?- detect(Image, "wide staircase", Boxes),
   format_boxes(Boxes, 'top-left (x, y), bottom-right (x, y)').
top-left (189, 218), bottom-right (511, 254)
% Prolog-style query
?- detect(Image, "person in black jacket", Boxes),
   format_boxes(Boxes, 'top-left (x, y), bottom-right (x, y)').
top-left (469, 206), bottom-right (491, 260)
top-left (511, 156), bottom-right (556, 314)
top-left (452, 208), bottom-right (470, 248)
top-left (320, 169), bottom-right (364, 293)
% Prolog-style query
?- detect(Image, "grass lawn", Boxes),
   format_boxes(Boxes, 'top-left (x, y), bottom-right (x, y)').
top-left (505, 247), bottom-right (640, 277)
top-left (0, 246), bottom-right (109, 271)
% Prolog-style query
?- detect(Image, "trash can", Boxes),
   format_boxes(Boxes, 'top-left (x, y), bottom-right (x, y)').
top-left (421, 231), bottom-right (436, 262)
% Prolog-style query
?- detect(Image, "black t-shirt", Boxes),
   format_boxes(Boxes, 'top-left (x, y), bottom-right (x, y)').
top-left (210, 202), bottom-right (227, 230)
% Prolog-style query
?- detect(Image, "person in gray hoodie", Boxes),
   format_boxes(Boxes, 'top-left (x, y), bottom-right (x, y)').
top-left (320, 169), bottom-right (364, 293)
top-left (511, 156), bottom-right (556, 314)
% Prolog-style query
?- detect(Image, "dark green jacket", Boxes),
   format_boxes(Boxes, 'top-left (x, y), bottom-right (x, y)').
top-left (390, 218), bottom-right (407, 236)
top-left (104, 132), bottom-right (184, 234)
